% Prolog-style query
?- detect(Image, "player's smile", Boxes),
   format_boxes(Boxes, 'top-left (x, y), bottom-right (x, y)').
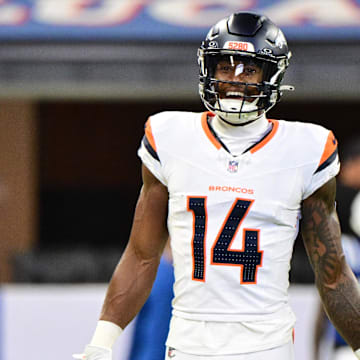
top-left (214, 58), bottom-right (263, 103)
top-left (216, 85), bottom-right (260, 103)
top-left (225, 90), bottom-right (245, 100)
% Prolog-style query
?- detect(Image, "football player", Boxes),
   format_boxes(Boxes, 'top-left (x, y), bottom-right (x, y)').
top-left (74, 12), bottom-right (360, 360)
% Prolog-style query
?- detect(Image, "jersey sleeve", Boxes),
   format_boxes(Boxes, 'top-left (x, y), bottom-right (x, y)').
top-left (137, 116), bottom-right (167, 186)
top-left (302, 130), bottom-right (340, 199)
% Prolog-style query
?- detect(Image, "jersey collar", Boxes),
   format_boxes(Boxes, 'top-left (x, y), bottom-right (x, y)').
top-left (201, 111), bottom-right (279, 155)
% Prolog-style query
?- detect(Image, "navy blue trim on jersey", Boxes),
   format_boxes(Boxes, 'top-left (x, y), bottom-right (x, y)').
top-left (206, 116), bottom-right (231, 154)
top-left (142, 135), bottom-right (160, 162)
top-left (188, 197), bottom-right (207, 281)
top-left (242, 123), bottom-right (273, 154)
top-left (314, 148), bottom-right (338, 174)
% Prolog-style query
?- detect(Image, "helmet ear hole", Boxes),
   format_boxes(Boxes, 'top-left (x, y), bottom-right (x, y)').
top-left (198, 12), bottom-right (294, 124)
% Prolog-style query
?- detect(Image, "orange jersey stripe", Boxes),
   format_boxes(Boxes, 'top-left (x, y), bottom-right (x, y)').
top-left (201, 111), bottom-right (222, 150)
top-left (250, 119), bottom-right (279, 154)
top-left (145, 117), bottom-right (157, 152)
top-left (318, 131), bottom-right (337, 168)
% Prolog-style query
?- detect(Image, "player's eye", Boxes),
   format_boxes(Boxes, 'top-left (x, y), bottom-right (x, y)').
top-left (245, 67), bottom-right (257, 74)
top-left (217, 64), bottom-right (231, 72)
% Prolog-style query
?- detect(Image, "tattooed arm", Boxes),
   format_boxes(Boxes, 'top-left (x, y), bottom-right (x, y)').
top-left (301, 177), bottom-right (360, 351)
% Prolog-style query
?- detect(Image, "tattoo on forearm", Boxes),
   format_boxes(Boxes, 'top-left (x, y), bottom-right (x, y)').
top-left (302, 199), bottom-right (342, 285)
top-left (302, 192), bottom-right (360, 350)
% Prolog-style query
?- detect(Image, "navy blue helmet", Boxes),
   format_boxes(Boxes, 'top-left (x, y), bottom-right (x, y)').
top-left (198, 12), bottom-right (294, 125)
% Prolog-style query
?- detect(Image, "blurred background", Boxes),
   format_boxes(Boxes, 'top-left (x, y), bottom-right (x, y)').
top-left (0, 1), bottom-right (359, 360)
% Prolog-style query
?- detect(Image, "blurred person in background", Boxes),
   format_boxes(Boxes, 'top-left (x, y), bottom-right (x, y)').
top-left (314, 138), bottom-right (360, 360)
top-left (127, 241), bottom-right (174, 360)
top-left (74, 12), bottom-right (360, 360)
top-left (336, 138), bottom-right (360, 238)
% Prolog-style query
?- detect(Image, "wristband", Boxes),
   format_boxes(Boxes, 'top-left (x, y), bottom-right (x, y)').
top-left (89, 320), bottom-right (123, 349)
top-left (355, 348), bottom-right (360, 359)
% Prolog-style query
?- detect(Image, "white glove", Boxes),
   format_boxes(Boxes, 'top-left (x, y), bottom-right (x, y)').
top-left (355, 348), bottom-right (360, 359)
top-left (73, 345), bottom-right (112, 360)
top-left (73, 321), bottom-right (122, 360)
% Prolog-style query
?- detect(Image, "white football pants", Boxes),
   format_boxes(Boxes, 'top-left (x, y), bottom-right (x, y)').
top-left (165, 341), bottom-right (295, 360)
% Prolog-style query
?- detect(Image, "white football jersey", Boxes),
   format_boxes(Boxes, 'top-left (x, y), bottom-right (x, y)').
top-left (138, 111), bottom-right (340, 354)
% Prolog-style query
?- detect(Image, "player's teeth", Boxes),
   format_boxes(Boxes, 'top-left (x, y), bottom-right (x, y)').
top-left (226, 92), bottom-right (243, 96)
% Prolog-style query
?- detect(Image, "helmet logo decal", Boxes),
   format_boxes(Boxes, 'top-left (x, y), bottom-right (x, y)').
top-left (260, 48), bottom-right (273, 55)
top-left (208, 41), bottom-right (218, 48)
top-left (224, 41), bottom-right (255, 52)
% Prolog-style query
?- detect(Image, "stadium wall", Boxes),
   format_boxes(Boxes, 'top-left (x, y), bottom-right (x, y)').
top-left (0, 284), bottom-right (318, 360)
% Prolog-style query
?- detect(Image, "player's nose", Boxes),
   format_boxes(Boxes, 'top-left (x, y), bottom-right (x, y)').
top-left (228, 71), bottom-right (243, 82)
top-left (231, 64), bottom-right (246, 81)
top-left (227, 74), bottom-right (246, 90)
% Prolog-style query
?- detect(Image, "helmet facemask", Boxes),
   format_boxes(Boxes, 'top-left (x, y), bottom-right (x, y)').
top-left (199, 51), bottom-right (285, 125)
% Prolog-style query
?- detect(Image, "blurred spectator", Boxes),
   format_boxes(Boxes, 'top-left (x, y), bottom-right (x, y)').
top-left (127, 241), bottom-right (174, 360)
top-left (337, 138), bottom-right (360, 237)
top-left (314, 137), bottom-right (360, 360)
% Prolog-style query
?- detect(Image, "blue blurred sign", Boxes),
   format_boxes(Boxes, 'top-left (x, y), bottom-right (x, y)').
top-left (0, 0), bottom-right (360, 41)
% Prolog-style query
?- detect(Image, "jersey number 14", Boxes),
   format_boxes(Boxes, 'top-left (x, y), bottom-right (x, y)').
top-left (188, 197), bottom-right (263, 284)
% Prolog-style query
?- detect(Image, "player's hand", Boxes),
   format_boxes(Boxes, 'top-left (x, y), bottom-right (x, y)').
top-left (73, 345), bottom-right (112, 360)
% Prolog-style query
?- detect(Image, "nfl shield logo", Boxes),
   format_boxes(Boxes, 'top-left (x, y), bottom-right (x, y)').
top-left (227, 160), bottom-right (239, 173)
top-left (167, 347), bottom-right (176, 358)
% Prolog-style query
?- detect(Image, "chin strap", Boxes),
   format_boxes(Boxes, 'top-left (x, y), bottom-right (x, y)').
top-left (216, 95), bottom-right (262, 125)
